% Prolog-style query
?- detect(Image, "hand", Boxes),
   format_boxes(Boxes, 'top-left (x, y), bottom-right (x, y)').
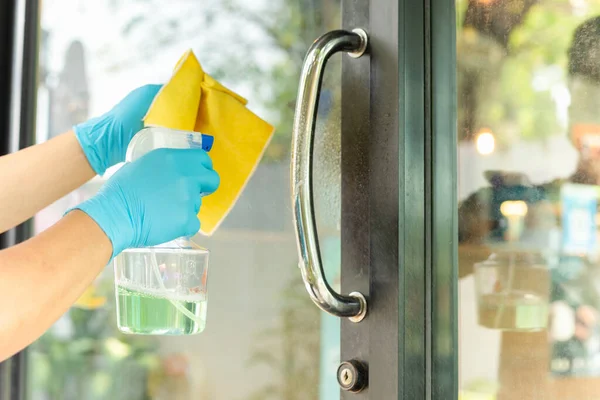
top-left (71, 148), bottom-right (219, 258)
top-left (74, 84), bottom-right (162, 175)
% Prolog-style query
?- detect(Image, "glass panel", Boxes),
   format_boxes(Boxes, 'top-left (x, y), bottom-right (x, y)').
top-left (30, 1), bottom-right (341, 399)
top-left (458, 2), bottom-right (600, 399)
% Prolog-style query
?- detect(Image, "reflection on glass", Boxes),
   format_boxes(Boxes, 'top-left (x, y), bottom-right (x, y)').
top-left (458, 1), bottom-right (600, 399)
top-left (31, 0), bottom-right (341, 399)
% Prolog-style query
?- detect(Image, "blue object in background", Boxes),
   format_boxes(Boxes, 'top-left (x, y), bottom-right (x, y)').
top-left (561, 184), bottom-right (597, 256)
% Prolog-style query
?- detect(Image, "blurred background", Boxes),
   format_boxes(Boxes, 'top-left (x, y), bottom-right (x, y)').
top-left (457, 1), bottom-right (600, 399)
top-left (30, 0), bottom-right (600, 399)
top-left (31, 0), bottom-right (342, 399)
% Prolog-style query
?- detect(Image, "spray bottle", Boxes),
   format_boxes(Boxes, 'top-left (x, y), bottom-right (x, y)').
top-left (113, 127), bottom-right (214, 335)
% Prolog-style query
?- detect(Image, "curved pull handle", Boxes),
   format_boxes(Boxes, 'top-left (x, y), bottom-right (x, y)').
top-left (291, 29), bottom-right (368, 322)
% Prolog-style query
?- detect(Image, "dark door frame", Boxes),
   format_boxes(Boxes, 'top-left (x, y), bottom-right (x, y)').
top-left (340, 0), bottom-right (457, 398)
top-left (0, 0), bottom-right (39, 398)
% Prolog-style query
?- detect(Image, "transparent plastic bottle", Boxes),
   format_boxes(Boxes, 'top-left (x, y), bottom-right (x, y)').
top-left (113, 127), bottom-right (213, 335)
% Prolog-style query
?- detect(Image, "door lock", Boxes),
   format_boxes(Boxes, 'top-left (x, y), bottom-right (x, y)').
top-left (337, 359), bottom-right (368, 393)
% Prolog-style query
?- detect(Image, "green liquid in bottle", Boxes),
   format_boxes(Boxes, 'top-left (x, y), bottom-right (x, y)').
top-left (116, 284), bottom-right (207, 335)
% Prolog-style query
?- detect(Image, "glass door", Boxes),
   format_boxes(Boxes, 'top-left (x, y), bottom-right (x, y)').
top-left (453, 0), bottom-right (600, 399)
top-left (1, 0), bottom-right (455, 399)
top-left (0, 0), bottom-right (454, 400)
top-left (30, 1), bottom-right (345, 399)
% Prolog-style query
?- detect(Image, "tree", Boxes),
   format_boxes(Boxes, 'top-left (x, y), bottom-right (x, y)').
top-left (457, 0), bottom-right (600, 147)
top-left (458, 0), bottom-right (538, 142)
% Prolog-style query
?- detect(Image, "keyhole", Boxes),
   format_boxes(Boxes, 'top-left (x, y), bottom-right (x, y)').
top-left (341, 368), bottom-right (353, 385)
top-left (337, 359), bottom-right (367, 393)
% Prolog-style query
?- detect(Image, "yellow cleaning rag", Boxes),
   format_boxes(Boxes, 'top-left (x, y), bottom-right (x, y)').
top-left (144, 50), bottom-right (274, 235)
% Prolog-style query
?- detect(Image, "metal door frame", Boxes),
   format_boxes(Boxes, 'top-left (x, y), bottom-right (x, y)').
top-left (340, 0), bottom-right (457, 398)
top-left (0, 0), bottom-right (39, 398)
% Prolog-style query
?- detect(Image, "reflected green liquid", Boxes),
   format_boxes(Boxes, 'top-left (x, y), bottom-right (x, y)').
top-left (478, 292), bottom-right (548, 332)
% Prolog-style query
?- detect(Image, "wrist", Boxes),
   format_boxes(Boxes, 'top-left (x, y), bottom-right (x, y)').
top-left (65, 130), bottom-right (96, 178)
top-left (67, 192), bottom-right (135, 259)
top-left (63, 210), bottom-right (113, 264)
top-left (73, 116), bottom-right (114, 176)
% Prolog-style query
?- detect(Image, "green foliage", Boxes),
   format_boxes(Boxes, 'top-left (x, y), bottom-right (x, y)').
top-left (30, 275), bottom-right (160, 400)
top-left (457, 0), bottom-right (600, 146)
top-left (211, 0), bottom-right (341, 162)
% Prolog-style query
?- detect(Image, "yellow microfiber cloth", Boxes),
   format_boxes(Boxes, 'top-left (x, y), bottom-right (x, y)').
top-left (144, 50), bottom-right (274, 235)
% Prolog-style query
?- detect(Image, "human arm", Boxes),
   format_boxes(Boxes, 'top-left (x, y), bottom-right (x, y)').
top-left (0, 210), bottom-right (111, 360)
top-left (0, 147), bottom-right (219, 361)
top-left (0, 132), bottom-right (94, 233)
top-left (0, 84), bottom-right (161, 234)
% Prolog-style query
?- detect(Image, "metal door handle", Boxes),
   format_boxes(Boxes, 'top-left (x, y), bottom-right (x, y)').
top-left (291, 29), bottom-right (368, 322)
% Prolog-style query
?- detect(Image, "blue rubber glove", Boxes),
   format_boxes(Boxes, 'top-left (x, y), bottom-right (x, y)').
top-left (74, 84), bottom-right (162, 176)
top-left (72, 148), bottom-right (219, 259)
